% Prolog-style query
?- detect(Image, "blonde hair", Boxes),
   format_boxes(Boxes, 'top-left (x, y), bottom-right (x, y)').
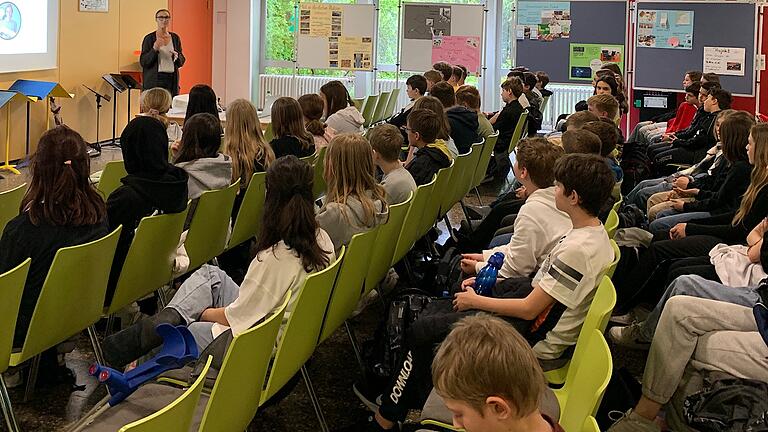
top-left (224, 99), bottom-right (275, 187)
top-left (587, 94), bottom-right (620, 121)
top-left (141, 88), bottom-right (172, 127)
top-left (432, 314), bottom-right (545, 417)
top-left (323, 133), bottom-right (388, 226)
top-left (734, 123), bottom-right (768, 225)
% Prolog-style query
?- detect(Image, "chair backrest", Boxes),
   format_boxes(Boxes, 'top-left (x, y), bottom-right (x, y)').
top-left (352, 97), bottom-right (365, 110)
top-left (473, 133), bottom-right (499, 189)
top-left (580, 276), bottom-right (617, 347)
top-left (582, 416), bottom-right (600, 432)
top-left (605, 210), bottom-right (619, 239)
top-left (312, 146), bottom-right (328, 200)
top-left (383, 87), bottom-right (401, 120)
top-left (97, 160), bottom-right (128, 201)
top-left (185, 182), bottom-right (240, 271)
top-left (611, 198), bottom-right (622, 213)
top-left (263, 123), bottom-right (274, 143)
top-left (0, 183), bottom-right (25, 235)
top-left (0, 258), bottom-right (30, 373)
top-left (361, 94), bottom-right (379, 127)
top-left (14, 227), bottom-right (121, 365)
top-left (440, 150), bottom-right (469, 219)
top-left (392, 177), bottom-right (437, 266)
top-left (508, 111), bottom-right (529, 154)
top-left (299, 153), bottom-right (316, 165)
top-left (420, 161), bottom-right (454, 237)
top-left (365, 192), bottom-right (412, 296)
top-left (371, 91), bottom-right (391, 125)
top-left (462, 141), bottom-right (484, 198)
top-left (198, 293), bottom-right (290, 432)
top-left (108, 209), bottom-right (190, 314)
top-left (228, 172), bottom-right (266, 250)
top-left (260, 248), bottom-right (345, 404)
top-left (540, 95), bottom-right (551, 114)
top-left (606, 240), bottom-right (621, 279)
top-left (558, 330), bottom-right (612, 432)
top-left (120, 356), bottom-right (213, 432)
top-left (319, 226), bottom-right (380, 343)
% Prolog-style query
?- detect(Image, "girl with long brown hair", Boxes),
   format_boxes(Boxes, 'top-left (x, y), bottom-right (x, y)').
top-left (298, 93), bottom-right (335, 150)
top-left (320, 80), bottom-right (364, 134)
top-left (0, 125), bottom-right (108, 346)
top-left (317, 133), bottom-right (389, 251)
top-left (269, 97), bottom-right (315, 159)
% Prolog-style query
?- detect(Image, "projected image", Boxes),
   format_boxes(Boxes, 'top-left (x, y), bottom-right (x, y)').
top-left (0, 2), bottom-right (20, 40)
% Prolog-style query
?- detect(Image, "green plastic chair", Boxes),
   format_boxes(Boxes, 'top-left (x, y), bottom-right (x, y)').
top-left (370, 91), bottom-right (391, 126)
top-left (319, 226), bottom-right (380, 343)
top-left (10, 227), bottom-right (121, 393)
top-left (392, 176), bottom-right (437, 266)
top-left (508, 111), bottom-right (529, 154)
top-left (540, 95), bottom-right (551, 114)
top-left (364, 192), bottom-right (412, 297)
top-left (605, 209), bottom-right (619, 239)
top-left (420, 161), bottom-right (454, 238)
top-left (263, 123), bottom-right (274, 143)
top-left (606, 240), bottom-right (621, 279)
top-left (106, 209), bottom-right (189, 315)
top-left (461, 141), bottom-right (483, 198)
top-left (0, 258), bottom-right (30, 432)
top-left (544, 276), bottom-right (616, 386)
top-left (97, 160), bottom-right (129, 201)
top-left (312, 146), bottom-right (328, 200)
top-left (382, 87), bottom-right (400, 121)
top-left (184, 182), bottom-right (239, 271)
top-left (300, 153), bottom-right (316, 165)
top-left (360, 94), bottom-right (379, 128)
top-left (260, 248), bottom-right (345, 431)
top-left (119, 356), bottom-right (213, 432)
top-left (227, 172), bottom-right (266, 250)
top-left (440, 147), bottom-right (475, 219)
top-left (612, 198), bottom-right (623, 213)
top-left (553, 330), bottom-right (613, 432)
top-left (582, 416), bottom-right (600, 432)
top-left (352, 97), bottom-right (365, 110)
top-left (0, 183), bottom-right (25, 236)
top-left (472, 132), bottom-right (498, 191)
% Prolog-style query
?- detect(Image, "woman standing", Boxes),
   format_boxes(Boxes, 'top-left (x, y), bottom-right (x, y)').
top-left (140, 9), bottom-right (185, 96)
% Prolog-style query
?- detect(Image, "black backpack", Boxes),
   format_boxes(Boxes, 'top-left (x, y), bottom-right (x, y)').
top-left (620, 141), bottom-right (652, 195)
top-left (684, 377), bottom-right (768, 432)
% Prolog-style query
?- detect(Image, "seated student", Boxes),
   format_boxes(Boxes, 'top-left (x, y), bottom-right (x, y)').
top-left (701, 72), bottom-right (720, 84)
top-left (174, 113), bottom-right (233, 200)
top-left (561, 129), bottom-right (602, 155)
top-left (423, 69), bottom-right (443, 94)
top-left (317, 134), bottom-right (389, 251)
top-left (645, 82), bottom-right (701, 146)
top-left (595, 75), bottom-right (628, 118)
top-left (404, 109), bottom-right (453, 185)
top-left (433, 61), bottom-right (454, 82)
top-left (522, 72), bottom-right (544, 136)
top-left (298, 93), bottom-right (335, 150)
top-left (368, 124), bottom-right (417, 205)
top-left (0, 126), bottom-right (108, 347)
top-left (488, 77), bottom-right (525, 180)
top-left (432, 314), bottom-right (565, 432)
top-left (103, 156), bottom-right (335, 366)
top-left (140, 87), bottom-right (182, 142)
top-left (320, 80), bottom-right (364, 134)
top-left (411, 96), bottom-right (460, 158)
top-left (447, 66), bottom-right (463, 91)
top-left (607, 297), bottom-right (768, 432)
top-left (430, 82), bottom-right (480, 154)
top-left (269, 96), bottom-right (316, 159)
top-left (628, 71), bottom-right (701, 145)
top-left (354, 154), bottom-right (615, 431)
top-left (387, 74), bottom-right (427, 140)
top-left (459, 138), bottom-right (571, 280)
top-left (184, 84), bottom-right (219, 120)
top-left (582, 120), bottom-right (623, 187)
top-left (456, 85), bottom-right (494, 142)
top-left (535, 71), bottom-right (553, 97)
top-left (456, 64), bottom-right (468, 86)
top-left (587, 94), bottom-right (620, 124)
top-left (546, 111), bottom-right (600, 147)
top-left (106, 117), bottom-right (188, 299)
top-left (506, 71), bottom-right (530, 109)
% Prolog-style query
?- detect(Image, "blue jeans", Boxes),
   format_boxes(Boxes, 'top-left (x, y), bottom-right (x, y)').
top-left (489, 233), bottom-right (513, 248)
top-left (649, 210), bottom-right (711, 234)
top-left (637, 274), bottom-right (761, 342)
top-left (626, 178), bottom-right (672, 209)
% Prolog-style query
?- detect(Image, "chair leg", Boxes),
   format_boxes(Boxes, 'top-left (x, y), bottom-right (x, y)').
top-left (156, 288), bottom-right (169, 308)
top-left (23, 354), bottom-right (40, 402)
top-left (87, 325), bottom-right (106, 366)
top-left (459, 201), bottom-right (474, 233)
top-left (474, 187), bottom-right (483, 205)
top-left (0, 374), bottom-right (20, 432)
top-left (344, 321), bottom-right (365, 376)
top-left (300, 366), bottom-right (329, 432)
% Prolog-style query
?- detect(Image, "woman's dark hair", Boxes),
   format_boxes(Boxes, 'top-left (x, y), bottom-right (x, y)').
top-left (174, 113), bottom-right (223, 163)
top-left (185, 84), bottom-right (219, 120)
top-left (22, 125), bottom-right (106, 226)
top-left (298, 93), bottom-right (328, 137)
top-left (719, 111), bottom-right (754, 163)
top-left (596, 75), bottom-right (628, 115)
top-left (254, 155), bottom-right (331, 272)
top-left (319, 81), bottom-right (354, 118)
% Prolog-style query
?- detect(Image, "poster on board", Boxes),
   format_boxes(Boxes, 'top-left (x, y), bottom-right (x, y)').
top-left (703, 46), bottom-right (746, 77)
top-left (637, 9), bottom-right (693, 50)
top-left (299, 3), bottom-right (343, 37)
top-left (404, 4), bottom-right (452, 40)
top-left (517, 1), bottom-right (571, 41)
top-left (431, 36), bottom-right (481, 73)
top-left (568, 43), bottom-right (624, 80)
top-left (334, 36), bottom-right (373, 70)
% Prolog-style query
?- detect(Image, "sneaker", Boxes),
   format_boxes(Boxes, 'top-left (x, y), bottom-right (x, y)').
top-left (608, 409), bottom-right (661, 431)
top-left (609, 323), bottom-right (651, 350)
top-left (465, 205), bottom-right (491, 220)
top-left (609, 310), bottom-right (636, 326)
top-left (353, 381), bottom-right (383, 413)
top-left (2, 369), bottom-right (22, 389)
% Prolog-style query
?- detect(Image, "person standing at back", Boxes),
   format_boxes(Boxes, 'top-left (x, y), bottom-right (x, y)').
top-left (140, 9), bottom-right (185, 96)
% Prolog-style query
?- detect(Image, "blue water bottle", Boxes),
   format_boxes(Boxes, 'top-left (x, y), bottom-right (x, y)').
top-left (474, 252), bottom-right (504, 297)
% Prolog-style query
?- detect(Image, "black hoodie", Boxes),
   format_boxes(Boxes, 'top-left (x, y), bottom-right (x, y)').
top-left (106, 117), bottom-right (189, 295)
top-left (446, 106), bottom-right (481, 155)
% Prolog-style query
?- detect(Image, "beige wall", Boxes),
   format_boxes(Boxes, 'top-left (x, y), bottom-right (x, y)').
top-left (0, 0), bottom-right (168, 160)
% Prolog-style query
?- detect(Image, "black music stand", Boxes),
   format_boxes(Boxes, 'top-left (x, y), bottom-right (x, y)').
top-left (103, 74), bottom-right (127, 145)
top-left (83, 84), bottom-right (111, 156)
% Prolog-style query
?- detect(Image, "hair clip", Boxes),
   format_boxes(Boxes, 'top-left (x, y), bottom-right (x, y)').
top-left (148, 108), bottom-right (161, 115)
top-left (63, 160), bottom-right (72, 165)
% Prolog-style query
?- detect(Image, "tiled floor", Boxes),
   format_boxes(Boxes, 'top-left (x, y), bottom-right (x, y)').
top-left (0, 152), bottom-right (647, 431)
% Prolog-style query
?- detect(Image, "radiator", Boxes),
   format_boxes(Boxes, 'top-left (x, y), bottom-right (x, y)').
top-left (541, 84), bottom-right (594, 130)
top-left (257, 75), bottom-right (354, 110)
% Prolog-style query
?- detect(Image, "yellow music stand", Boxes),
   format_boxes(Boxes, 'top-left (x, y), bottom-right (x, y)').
top-left (0, 91), bottom-right (34, 175)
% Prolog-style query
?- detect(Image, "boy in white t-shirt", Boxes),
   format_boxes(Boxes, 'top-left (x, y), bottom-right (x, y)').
top-left (369, 124), bottom-right (417, 205)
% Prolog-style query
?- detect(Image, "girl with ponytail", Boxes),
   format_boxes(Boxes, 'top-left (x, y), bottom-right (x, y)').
top-left (0, 125), bottom-right (108, 346)
top-left (299, 93), bottom-right (336, 150)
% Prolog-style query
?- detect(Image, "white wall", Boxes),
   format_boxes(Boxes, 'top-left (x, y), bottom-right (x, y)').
top-left (211, 0), bottom-right (253, 104)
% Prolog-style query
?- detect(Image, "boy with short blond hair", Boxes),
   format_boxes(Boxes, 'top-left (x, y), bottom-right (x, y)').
top-left (368, 124), bottom-right (417, 205)
top-left (432, 314), bottom-right (563, 432)
top-left (587, 94), bottom-right (620, 122)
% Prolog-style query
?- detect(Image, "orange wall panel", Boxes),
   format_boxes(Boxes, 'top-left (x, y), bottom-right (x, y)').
top-left (169, 0), bottom-right (213, 94)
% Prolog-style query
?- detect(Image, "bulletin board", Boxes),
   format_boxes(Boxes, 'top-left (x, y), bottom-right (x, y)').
top-left (633, 1), bottom-right (758, 96)
top-left (399, 2), bottom-right (485, 73)
top-left (297, 3), bottom-right (376, 71)
top-left (513, 0), bottom-right (628, 84)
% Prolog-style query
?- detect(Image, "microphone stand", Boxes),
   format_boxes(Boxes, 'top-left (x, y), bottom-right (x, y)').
top-left (83, 84), bottom-right (111, 156)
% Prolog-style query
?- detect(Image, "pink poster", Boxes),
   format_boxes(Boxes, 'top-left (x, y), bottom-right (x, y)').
top-left (431, 36), bottom-right (481, 74)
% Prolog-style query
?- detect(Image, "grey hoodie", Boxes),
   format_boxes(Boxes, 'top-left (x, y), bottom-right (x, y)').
top-left (175, 153), bottom-right (233, 199)
top-left (325, 106), bottom-right (365, 134)
top-left (317, 193), bottom-right (388, 251)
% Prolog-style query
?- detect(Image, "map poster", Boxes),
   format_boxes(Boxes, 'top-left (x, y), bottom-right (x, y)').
top-left (569, 43), bottom-right (624, 80)
top-left (517, 1), bottom-right (570, 41)
top-left (703, 46), bottom-right (746, 77)
top-left (431, 36), bottom-right (481, 73)
top-left (637, 9), bottom-right (693, 50)
top-left (403, 4), bottom-right (451, 40)
top-left (299, 3), bottom-right (343, 37)
top-left (334, 36), bottom-right (373, 70)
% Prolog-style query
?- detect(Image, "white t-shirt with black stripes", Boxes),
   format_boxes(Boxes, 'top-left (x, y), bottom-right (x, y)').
top-left (531, 225), bottom-right (614, 359)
